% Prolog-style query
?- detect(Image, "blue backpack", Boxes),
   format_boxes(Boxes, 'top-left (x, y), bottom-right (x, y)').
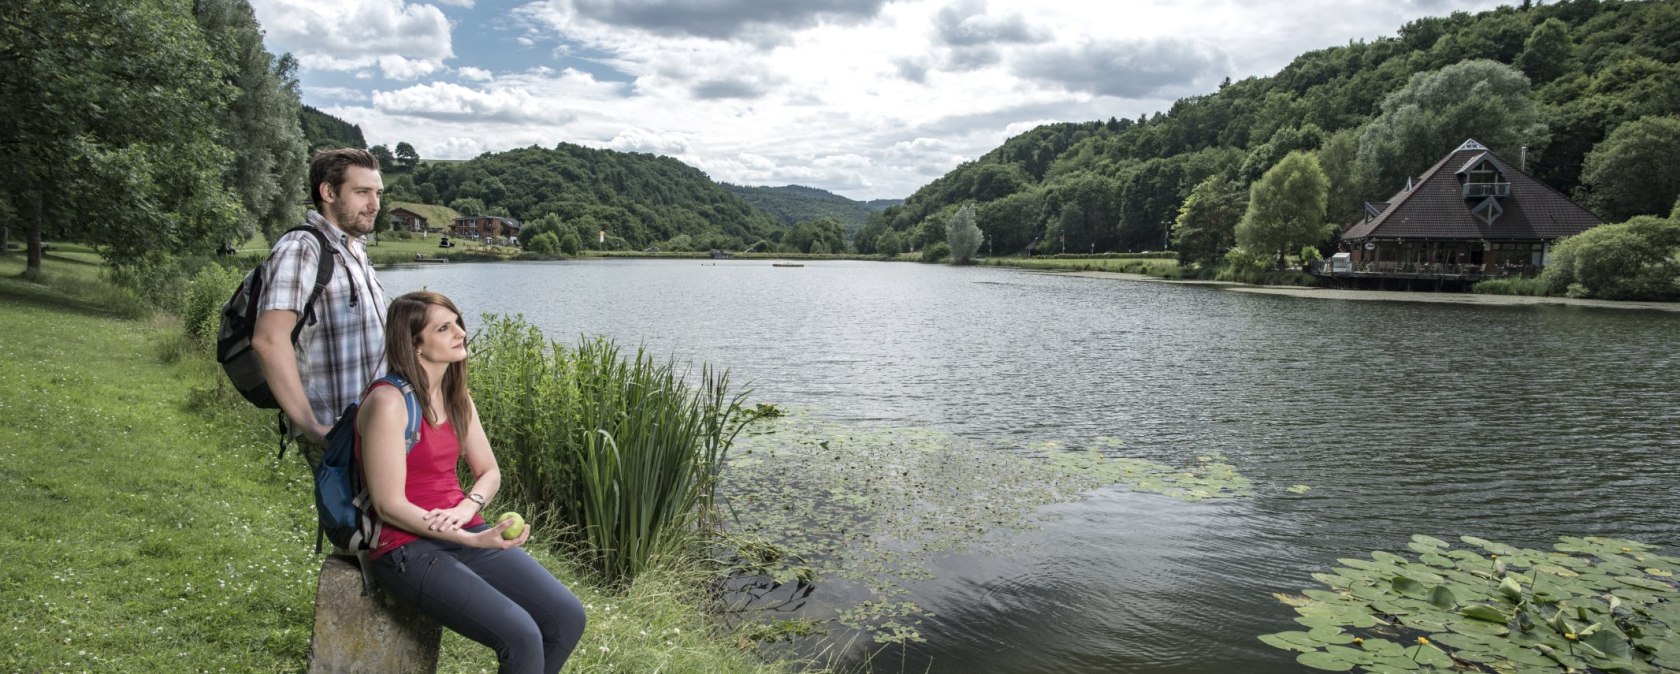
top-left (316, 373), bottom-right (421, 561)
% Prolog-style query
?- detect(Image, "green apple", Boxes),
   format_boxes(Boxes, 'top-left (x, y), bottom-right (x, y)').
top-left (498, 511), bottom-right (526, 540)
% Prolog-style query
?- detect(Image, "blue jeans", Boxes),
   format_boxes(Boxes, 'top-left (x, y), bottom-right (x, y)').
top-left (371, 530), bottom-right (587, 674)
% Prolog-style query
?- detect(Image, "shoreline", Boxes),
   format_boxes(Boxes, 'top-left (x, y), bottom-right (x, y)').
top-left (1050, 270), bottom-right (1680, 313)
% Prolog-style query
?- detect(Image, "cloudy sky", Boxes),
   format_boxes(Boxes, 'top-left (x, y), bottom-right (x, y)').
top-left (251, 0), bottom-right (1508, 201)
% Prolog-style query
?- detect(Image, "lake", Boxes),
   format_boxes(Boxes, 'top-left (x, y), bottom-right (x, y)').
top-left (383, 258), bottom-right (1680, 673)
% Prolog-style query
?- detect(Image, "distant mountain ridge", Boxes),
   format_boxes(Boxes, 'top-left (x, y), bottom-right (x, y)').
top-left (724, 183), bottom-right (900, 235)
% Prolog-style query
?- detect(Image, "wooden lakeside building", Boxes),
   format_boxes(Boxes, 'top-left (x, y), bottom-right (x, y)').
top-left (1312, 139), bottom-right (1602, 290)
top-left (450, 215), bottom-right (522, 241)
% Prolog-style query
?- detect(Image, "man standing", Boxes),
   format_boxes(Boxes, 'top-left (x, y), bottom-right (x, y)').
top-left (253, 148), bottom-right (387, 470)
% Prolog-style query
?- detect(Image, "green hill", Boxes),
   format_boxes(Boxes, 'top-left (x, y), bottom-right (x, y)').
top-left (722, 183), bottom-right (890, 236)
top-left (387, 200), bottom-right (460, 229)
top-left (407, 144), bottom-right (784, 250)
top-left (862, 0), bottom-right (1680, 257)
top-left (299, 105), bottom-right (366, 151)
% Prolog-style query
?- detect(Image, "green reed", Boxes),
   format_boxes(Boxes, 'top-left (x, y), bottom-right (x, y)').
top-left (472, 315), bottom-right (750, 586)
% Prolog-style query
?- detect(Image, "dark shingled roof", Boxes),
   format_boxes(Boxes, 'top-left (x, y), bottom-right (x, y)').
top-left (1344, 139), bottom-right (1601, 241)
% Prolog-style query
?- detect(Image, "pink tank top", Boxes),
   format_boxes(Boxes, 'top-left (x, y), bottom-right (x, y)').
top-left (355, 384), bottom-right (486, 560)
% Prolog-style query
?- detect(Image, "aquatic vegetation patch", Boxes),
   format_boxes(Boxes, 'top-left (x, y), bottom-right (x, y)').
top-left (719, 412), bottom-right (1258, 644)
top-left (720, 412), bottom-right (1069, 642)
top-left (1039, 445), bottom-right (1255, 501)
top-left (1261, 535), bottom-right (1680, 672)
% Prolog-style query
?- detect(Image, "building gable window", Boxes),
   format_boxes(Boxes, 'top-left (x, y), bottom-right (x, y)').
top-left (1470, 196), bottom-right (1504, 226)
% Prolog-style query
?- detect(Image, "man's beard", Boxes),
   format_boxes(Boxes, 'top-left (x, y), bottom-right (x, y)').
top-left (331, 201), bottom-right (373, 236)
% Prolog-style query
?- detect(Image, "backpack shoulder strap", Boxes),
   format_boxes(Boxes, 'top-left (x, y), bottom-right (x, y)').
top-left (287, 225), bottom-right (338, 346)
top-left (373, 373), bottom-right (423, 454)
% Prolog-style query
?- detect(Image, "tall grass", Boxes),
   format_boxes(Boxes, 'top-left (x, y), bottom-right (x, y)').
top-left (980, 256), bottom-right (1182, 275)
top-left (1471, 276), bottom-right (1550, 296)
top-left (472, 315), bottom-right (751, 586)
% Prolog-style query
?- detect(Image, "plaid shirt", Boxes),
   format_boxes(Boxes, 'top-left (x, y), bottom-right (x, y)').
top-left (258, 210), bottom-right (388, 430)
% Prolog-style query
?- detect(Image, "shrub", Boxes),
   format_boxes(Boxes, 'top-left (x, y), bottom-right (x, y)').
top-left (471, 316), bottom-right (751, 586)
top-left (560, 231), bottom-right (582, 256)
top-left (183, 263), bottom-right (244, 344)
top-left (106, 254), bottom-right (217, 315)
top-left (1540, 216), bottom-right (1680, 301)
top-left (920, 241), bottom-right (950, 263)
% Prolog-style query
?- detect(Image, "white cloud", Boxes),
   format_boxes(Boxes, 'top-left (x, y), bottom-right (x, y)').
top-left (379, 55), bottom-right (444, 80)
top-left (250, 0), bottom-right (453, 61)
top-left (371, 82), bottom-right (574, 123)
top-left (435, 0), bottom-right (474, 6)
top-left (608, 127), bottom-right (692, 155)
top-left (284, 0), bottom-right (1516, 199)
top-left (302, 85), bottom-right (368, 102)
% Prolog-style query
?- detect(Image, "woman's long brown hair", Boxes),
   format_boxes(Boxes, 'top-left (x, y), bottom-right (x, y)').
top-left (384, 291), bottom-right (472, 430)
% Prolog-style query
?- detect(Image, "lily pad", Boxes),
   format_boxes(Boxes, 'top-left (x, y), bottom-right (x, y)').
top-left (1297, 651), bottom-right (1356, 671)
top-left (1262, 534), bottom-right (1680, 673)
top-left (1427, 585), bottom-right (1457, 609)
top-left (1308, 626), bottom-right (1357, 644)
top-left (1372, 551), bottom-right (1409, 565)
top-left (1259, 633), bottom-right (1317, 653)
top-left (1615, 575), bottom-right (1675, 592)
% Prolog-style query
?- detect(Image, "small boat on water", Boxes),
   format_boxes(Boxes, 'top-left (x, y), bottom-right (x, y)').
top-left (772, 262), bottom-right (804, 268)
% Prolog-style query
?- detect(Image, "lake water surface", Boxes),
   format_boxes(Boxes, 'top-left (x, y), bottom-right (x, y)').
top-left (383, 258), bottom-right (1680, 673)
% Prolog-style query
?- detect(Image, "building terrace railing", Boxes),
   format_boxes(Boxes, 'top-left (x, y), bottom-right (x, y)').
top-left (1463, 182), bottom-right (1511, 198)
top-left (1309, 260), bottom-right (1539, 278)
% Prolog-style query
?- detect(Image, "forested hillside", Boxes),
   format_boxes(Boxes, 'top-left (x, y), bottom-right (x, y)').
top-left (723, 184), bottom-right (882, 234)
top-left (299, 105), bottom-right (366, 152)
top-left (401, 144), bottom-right (785, 250)
top-left (857, 0), bottom-right (1680, 260)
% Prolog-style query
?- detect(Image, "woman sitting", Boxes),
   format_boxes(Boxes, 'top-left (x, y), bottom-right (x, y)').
top-left (357, 290), bottom-right (586, 673)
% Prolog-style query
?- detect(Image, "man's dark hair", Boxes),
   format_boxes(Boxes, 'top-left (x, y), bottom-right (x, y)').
top-left (308, 148), bottom-right (381, 211)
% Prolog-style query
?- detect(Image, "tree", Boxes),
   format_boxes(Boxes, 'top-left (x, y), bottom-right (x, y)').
top-left (518, 213), bottom-right (563, 246)
top-left (1354, 60), bottom-right (1547, 199)
top-left (946, 203), bottom-right (982, 264)
top-left (369, 144), bottom-right (395, 170)
top-left (1578, 116), bottom-right (1680, 222)
top-left (875, 230), bottom-right (903, 257)
top-left (194, 0), bottom-right (308, 243)
top-left (1317, 128), bottom-right (1363, 226)
top-left (1172, 175), bottom-right (1245, 267)
top-left (1518, 18), bottom-right (1573, 85)
top-left (1237, 151), bottom-right (1333, 267)
top-left (788, 217), bottom-right (846, 254)
top-left (395, 142), bottom-right (420, 172)
top-left (450, 198), bottom-right (485, 216)
top-left (1, 0), bottom-right (240, 277)
top-left (527, 231), bottom-right (562, 254)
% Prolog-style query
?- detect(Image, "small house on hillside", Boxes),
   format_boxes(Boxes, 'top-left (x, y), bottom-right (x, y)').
top-left (390, 207), bottom-right (428, 233)
top-left (1314, 139), bottom-right (1602, 289)
top-left (451, 215), bottom-right (521, 241)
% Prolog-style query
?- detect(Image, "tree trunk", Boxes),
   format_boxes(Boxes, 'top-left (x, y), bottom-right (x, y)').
top-left (1, 224), bottom-right (9, 253)
top-left (26, 193), bottom-right (44, 278)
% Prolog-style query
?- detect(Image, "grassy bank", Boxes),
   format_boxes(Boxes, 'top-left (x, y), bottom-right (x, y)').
top-left (979, 255), bottom-right (1184, 277)
top-left (0, 253), bottom-right (808, 673)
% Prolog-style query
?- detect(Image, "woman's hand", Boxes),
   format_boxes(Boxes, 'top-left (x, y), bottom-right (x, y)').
top-left (420, 501), bottom-right (481, 533)
top-left (462, 516), bottom-right (531, 549)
